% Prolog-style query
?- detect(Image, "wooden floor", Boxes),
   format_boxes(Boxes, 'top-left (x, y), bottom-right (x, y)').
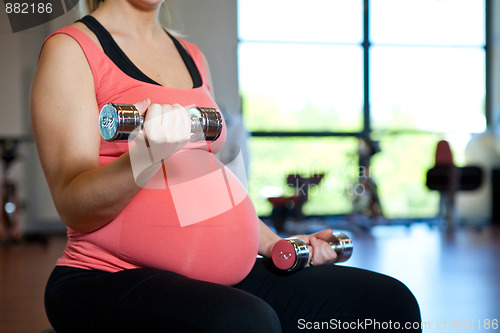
top-left (0, 235), bottom-right (64, 333)
top-left (347, 223), bottom-right (500, 332)
top-left (1, 222), bottom-right (499, 333)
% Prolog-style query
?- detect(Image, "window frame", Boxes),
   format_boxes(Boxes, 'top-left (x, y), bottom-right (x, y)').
top-left (238, 0), bottom-right (490, 217)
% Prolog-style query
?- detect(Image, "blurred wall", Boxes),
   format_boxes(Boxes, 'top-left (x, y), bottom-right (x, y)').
top-left (0, 8), bottom-right (80, 232)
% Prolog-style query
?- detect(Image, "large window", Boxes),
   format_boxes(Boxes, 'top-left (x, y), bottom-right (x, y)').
top-left (238, 0), bottom-right (486, 218)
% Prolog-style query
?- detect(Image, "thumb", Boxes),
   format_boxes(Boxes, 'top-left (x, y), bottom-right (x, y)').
top-left (313, 229), bottom-right (334, 242)
top-left (134, 98), bottom-right (152, 115)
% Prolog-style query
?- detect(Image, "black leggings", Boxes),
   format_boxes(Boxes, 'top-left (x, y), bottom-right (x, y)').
top-left (45, 259), bottom-right (421, 332)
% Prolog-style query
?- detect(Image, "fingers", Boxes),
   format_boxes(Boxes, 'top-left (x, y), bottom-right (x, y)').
top-left (143, 103), bottom-right (163, 143)
top-left (289, 231), bottom-right (338, 267)
top-left (309, 236), bottom-right (338, 266)
top-left (134, 98), bottom-right (152, 115)
top-left (143, 103), bottom-right (191, 147)
top-left (312, 229), bottom-right (334, 242)
top-left (163, 104), bottom-right (191, 143)
top-left (128, 102), bottom-right (191, 187)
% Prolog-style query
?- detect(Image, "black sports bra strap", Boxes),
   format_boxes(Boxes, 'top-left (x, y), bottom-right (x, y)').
top-left (77, 15), bottom-right (202, 88)
top-left (167, 31), bottom-right (203, 88)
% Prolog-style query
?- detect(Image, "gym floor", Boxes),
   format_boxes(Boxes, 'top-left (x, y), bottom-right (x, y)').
top-left (1, 220), bottom-right (499, 333)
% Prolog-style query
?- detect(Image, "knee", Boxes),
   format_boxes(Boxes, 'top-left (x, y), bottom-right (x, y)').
top-left (374, 275), bottom-right (422, 325)
top-left (207, 296), bottom-right (281, 333)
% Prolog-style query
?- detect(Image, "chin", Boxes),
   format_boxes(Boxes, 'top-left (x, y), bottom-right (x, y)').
top-left (130, 0), bottom-right (164, 12)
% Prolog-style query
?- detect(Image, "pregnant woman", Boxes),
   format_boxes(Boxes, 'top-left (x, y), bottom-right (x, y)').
top-left (30, 0), bottom-right (421, 332)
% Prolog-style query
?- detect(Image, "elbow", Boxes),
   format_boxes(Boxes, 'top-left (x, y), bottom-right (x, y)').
top-left (57, 206), bottom-right (113, 234)
top-left (63, 220), bottom-right (101, 233)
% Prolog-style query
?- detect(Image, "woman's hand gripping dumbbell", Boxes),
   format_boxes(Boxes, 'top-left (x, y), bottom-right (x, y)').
top-left (99, 100), bottom-right (223, 187)
top-left (99, 101), bottom-right (223, 142)
top-left (272, 232), bottom-right (353, 272)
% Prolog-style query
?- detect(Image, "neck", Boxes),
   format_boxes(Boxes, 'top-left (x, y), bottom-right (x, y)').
top-left (91, 0), bottom-right (164, 39)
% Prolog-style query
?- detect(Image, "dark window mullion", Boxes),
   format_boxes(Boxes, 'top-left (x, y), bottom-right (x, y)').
top-left (251, 131), bottom-right (363, 138)
top-left (363, 0), bottom-right (371, 139)
top-left (485, 0), bottom-right (492, 126)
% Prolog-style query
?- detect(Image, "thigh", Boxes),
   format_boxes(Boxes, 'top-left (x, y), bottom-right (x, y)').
top-left (236, 259), bottom-right (421, 333)
top-left (45, 266), bottom-right (281, 333)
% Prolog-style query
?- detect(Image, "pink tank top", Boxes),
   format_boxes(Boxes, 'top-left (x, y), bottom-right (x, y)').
top-left (46, 26), bottom-right (259, 286)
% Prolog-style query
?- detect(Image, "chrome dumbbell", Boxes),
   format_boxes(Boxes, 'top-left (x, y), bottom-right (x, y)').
top-left (99, 103), bottom-right (223, 142)
top-left (271, 232), bottom-right (353, 272)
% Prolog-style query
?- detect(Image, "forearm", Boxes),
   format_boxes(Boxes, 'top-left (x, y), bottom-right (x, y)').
top-left (53, 152), bottom-right (144, 233)
top-left (258, 220), bottom-right (282, 258)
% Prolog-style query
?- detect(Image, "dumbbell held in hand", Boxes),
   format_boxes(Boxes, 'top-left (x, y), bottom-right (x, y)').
top-left (272, 232), bottom-right (353, 272)
top-left (99, 103), bottom-right (223, 142)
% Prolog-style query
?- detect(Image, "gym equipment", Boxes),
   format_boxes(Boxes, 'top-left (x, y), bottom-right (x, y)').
top-left (99, 103), bottom-right (223, 142)
top-left (1, 138), bottom-right (22, 243)
top-left (272, 232), bottom-right (352, 272)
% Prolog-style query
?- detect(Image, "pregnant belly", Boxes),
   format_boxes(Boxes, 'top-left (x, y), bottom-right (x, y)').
top-left (118, 194), bottom-right (259, 285)
top-left (118, 150), bottom-right (260, 285)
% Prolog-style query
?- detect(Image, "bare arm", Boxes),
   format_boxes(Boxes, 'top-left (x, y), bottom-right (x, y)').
top-left (258, 220), bottom-right (338, 266)
top-left (258, 220), bottom-right (283, 258)
top-left (30, 33), bottom-right (143, 233)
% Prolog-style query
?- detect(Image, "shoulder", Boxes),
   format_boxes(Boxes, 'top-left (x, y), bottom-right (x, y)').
top-left (175, 38), bottom-right (209, 72)
top-left (42, 28), bottom-right (79, 54)
top-left (174, 38), bottom-right (214, 94)
top-left (34, 25), bottom-right (96, 101)
top-left (41, 22), bottom-right (102, 61)
top-left (38, 23), bottom-right (103, 82)
top-left (40, 26), bottom-right (83, 63)
top-left (175, 37), bottom-right (202, 58)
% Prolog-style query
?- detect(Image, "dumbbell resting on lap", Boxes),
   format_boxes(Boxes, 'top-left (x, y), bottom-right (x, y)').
top-left (272, 232), bottom-right (353, 272)
top-left (99, 103), bottom-right (223, 142)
